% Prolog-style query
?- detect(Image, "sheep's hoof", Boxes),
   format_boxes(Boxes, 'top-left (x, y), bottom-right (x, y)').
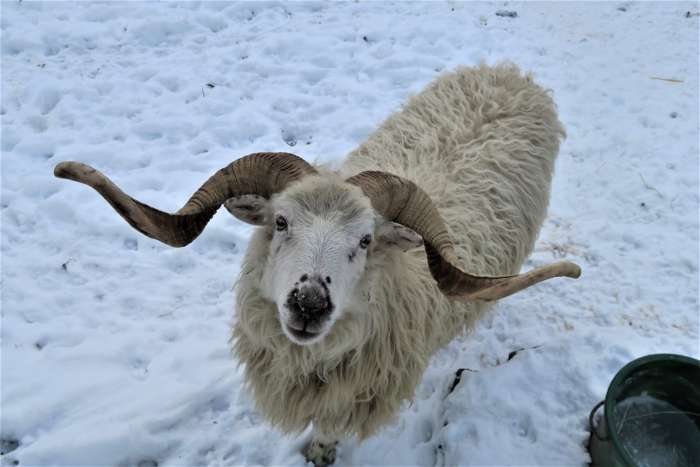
top-left (303, 439), bottom-right (338, 467)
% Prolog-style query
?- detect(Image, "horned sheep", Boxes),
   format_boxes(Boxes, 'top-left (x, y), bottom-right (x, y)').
top-left (54, 63), bottom-right (580, 466)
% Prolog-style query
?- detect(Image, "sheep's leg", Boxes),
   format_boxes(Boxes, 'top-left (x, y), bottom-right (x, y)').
top-left (302, 432), bottom-right (339, 467)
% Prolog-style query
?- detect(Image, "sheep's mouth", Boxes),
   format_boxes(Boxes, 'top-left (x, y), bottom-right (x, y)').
top-left (285, 324), bottom-right (321, 342)
top-left (282, 299), bottom-right (330, 344)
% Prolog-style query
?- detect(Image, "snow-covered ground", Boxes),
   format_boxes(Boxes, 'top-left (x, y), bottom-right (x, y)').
top-left (1, 1), bottom-right (698, 466)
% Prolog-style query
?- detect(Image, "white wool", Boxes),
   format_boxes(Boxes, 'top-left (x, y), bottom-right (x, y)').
top-left (232, 63), bottom-right (565, 439)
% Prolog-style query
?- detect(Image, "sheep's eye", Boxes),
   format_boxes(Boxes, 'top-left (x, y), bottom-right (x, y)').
top-left (275, 216), bottom-right (288, 232)
top-left (359, 234), bottom-right (372, 249)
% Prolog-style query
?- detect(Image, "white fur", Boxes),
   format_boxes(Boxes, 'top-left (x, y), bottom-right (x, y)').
top-left (231, 64), bottom-right (566, 447)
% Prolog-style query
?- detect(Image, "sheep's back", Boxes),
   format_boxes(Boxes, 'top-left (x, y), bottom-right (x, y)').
top-left (342, 63), bottom-right (565, 276)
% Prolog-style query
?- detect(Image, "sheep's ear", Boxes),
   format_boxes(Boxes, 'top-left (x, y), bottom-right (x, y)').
top-left (375, 221), bottom-right (423, 252)
top-left (224, 195), bottom-right (270, 226)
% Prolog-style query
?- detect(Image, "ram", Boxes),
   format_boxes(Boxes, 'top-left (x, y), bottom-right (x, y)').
top-left (55, 63), bottom-right (580, 466)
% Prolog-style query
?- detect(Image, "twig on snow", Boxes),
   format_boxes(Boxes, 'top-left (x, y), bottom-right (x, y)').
top-left (639, 173), bottom-right (664, 198)
top-left (650, 76), bottom-right (684, 84)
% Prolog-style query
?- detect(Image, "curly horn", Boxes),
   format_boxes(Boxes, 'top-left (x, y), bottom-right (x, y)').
top-left (54, 152), bottom-right (316, 247)
top-left (347, 171), bottom-right (580, 301)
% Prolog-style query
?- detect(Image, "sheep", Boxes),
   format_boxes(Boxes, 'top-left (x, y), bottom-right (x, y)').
top-left (54, 63), bottom-right (580, 466)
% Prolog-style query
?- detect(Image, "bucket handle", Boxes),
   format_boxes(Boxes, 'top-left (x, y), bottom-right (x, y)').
top-left (589, 400), bottom-right (609, 441)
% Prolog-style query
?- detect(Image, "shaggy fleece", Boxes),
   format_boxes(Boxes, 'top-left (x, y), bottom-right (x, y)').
top-left (232, 63), bottom-right (565, 439)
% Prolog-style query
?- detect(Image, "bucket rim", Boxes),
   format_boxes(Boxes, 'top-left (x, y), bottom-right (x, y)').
top-left (603, 353), bottom-right (700, 467)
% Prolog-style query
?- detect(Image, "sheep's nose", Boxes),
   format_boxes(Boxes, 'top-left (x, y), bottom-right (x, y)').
top-left (285, 277), bottom-right (333, 335)
top-left (293, 284), bottom-right (330, 317)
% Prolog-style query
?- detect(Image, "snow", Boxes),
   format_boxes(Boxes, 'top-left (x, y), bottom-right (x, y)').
top-left (1, 1), bottom-right (698, 466)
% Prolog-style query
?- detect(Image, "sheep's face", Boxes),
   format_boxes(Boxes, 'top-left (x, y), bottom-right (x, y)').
top-left (227, 175), bottom-right (424, 346)
top-left (264, 177), bottom-right (376, 345)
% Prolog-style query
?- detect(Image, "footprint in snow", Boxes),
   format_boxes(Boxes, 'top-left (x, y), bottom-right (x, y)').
top-left (36, 88), bottom-right (61, 115)
top-left (26, 115), bottom-right (48, 133)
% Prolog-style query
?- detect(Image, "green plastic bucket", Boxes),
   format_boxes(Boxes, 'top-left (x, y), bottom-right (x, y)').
top-left (588, 353), bottom-right (700, 467)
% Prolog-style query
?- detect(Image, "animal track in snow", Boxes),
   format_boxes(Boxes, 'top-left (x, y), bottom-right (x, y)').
top-left (26, 115), bottom-right (48, 133)
top-left (35, 88), bottom-right (61, 115)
